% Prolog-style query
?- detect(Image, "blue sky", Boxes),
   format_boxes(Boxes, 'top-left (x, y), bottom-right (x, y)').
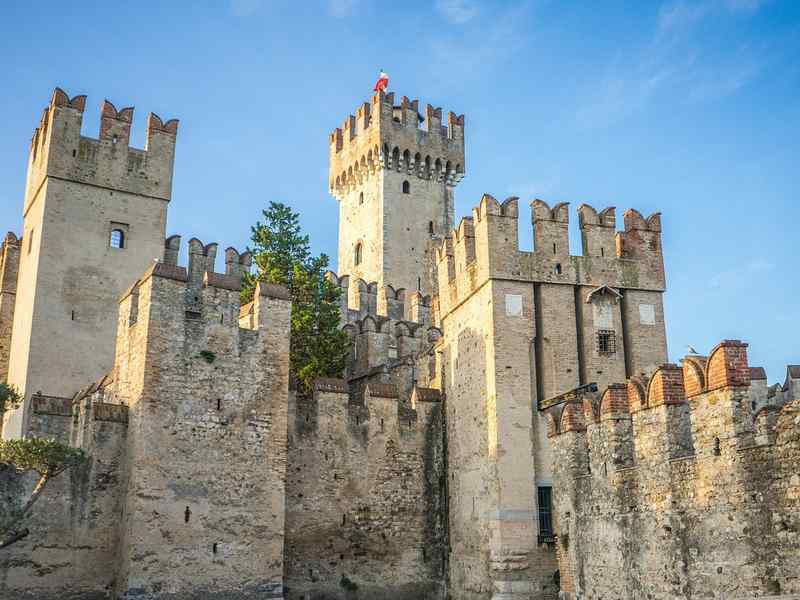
top-left (1, 0), bottom-right (797, 381)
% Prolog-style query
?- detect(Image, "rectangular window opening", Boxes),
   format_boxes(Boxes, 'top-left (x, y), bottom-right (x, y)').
top-left (597, 329), bottom-right (616, 355)
top-left (537, 486), bottom-right (554, 543)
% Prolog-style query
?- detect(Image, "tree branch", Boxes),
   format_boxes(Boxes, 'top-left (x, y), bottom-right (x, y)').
top-left (17, 474), bottom-right (50, 520)
top-left (0, 528), bottom-right (29, 550)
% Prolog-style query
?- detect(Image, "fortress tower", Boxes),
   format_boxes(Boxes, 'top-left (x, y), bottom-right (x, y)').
top-left (329, 90), bottom-right (465, 295)
top-left (2, 88), bottom-right (178, 438)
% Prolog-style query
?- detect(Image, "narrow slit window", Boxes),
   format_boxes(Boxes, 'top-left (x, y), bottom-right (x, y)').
top-left (354, 242), bottom-right (363, 266)
top-left (110, 229), bottom-right (125, 249)
top-left (428, 221), bottom-right (434, 235)
top-left (537, 486), bottom-right (553, 540)
top-left (359, 191), bottom-right (364, 204)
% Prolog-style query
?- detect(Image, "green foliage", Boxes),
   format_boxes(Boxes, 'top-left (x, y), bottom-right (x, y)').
top-left (0, 438), bottom-right (86, 549)
top-left (0, 383), bottom-right (21, 415)
top-left (198, 350), bottom-right (216, 364)
top-left (241, 201), bottom-right (310, 303)
top-left (339, 575), bottom-right (358, 591)
top-left (242, 201), bottom-right (349, 394)
top-left (290, 256), bottom-right (350, 394)
top-left (0, 438), bottom-right (86, 478)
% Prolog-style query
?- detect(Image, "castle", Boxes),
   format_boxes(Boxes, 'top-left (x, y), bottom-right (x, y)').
top-left (0, 86), bottom-right (796, 600)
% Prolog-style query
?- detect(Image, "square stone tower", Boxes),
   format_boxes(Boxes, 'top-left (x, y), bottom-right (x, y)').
top-left (329, 90), bottom-right (465, 294)
top-left (2, 88), bottom-right (178, 438)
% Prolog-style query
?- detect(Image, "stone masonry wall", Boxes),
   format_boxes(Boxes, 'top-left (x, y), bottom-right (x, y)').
top-left (0, 393), bottom-right (129, 600)
top-left (0, 233), bottom-right (19, 383)
top-left (329, 90), bottom-right (464, 295)
top-left (548, 341), bottom-right (800, 599)
top-left (111, 258), bottom-right (291, 599)
top-left (284, 381), bottom-right (446, 600)
top-left (434, 194), bottom-right (668, 599)
top-left (1, 240), bottom-right (291, 600)
top-left (4, 87), bottom-right (178, 439)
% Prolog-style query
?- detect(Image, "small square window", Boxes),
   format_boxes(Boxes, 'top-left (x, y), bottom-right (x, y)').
top-left (597, 330), bottom-right (616, 355)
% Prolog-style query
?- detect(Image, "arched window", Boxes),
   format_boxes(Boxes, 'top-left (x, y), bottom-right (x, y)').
top-left (110, 229), bottom-right (125, 249)
top-left (402, 180), bottom-right (410, 194)
top-left (354, 242), bottom-right (363, 266)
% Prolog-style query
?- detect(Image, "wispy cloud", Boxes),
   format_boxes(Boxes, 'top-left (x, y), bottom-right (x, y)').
top-left (658, 0), bottom-right (767, 33)
top-left (436, 0), bottom-right (480, 25)
top-left (576, 0), bottom-right (769, 128)
top-left (426, 2), bottom-right (532, 87)
top-left (230, 0), bottom-right (263, 17)
top-left (709, 258), bottom-right (774, 289)
top-left (328, 0), bottom-right (357, 17)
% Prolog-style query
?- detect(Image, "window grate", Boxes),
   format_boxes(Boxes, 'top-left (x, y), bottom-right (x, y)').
top-left (537, 486), bottom-right (553, 541)
top-left (597, 329), bottom-right (616, 355)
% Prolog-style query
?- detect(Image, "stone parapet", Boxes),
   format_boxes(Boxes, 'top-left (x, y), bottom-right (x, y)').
top-left (546, 340), bottom-right (800, 598)
top-left (329, 90), bottom-right (465, 200)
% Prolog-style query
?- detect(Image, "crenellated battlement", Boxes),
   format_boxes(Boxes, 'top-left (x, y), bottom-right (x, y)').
top-left (549, 340), bottom-right (800, 598)
top-left (325, 270), bottom-right (434, 326)
top-left (436, 194), bottom-right (666, 319)
top-left (116, 236), bottom-right (287, 370)
top-left (322, 270), bottom-right (442, 403)
top-left (328, 90), bottom-right (465, 200)
top-left (545, 340), bottom-right (797, 470)
top-left (0, 232), bottom-right (20, 295)
top-left (307, 379), bottom-right (441, 440)
top-left (160, 234), bottom-right (252, 289)
top-left (26, 87), bottom-right (179, 207)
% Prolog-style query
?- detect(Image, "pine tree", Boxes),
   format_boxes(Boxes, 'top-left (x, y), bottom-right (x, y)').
top-left (241, 201), bottom-right (310, 298)
top-left (242, 202), bottom-right (348, 394)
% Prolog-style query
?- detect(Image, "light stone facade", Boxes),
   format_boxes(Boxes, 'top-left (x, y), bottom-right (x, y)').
top-left (0, 85), bottom-right (797, 600)
top-left (2, 89), bottom-right (177, 438)
top-left (330, 91), bottom-right (464, 295)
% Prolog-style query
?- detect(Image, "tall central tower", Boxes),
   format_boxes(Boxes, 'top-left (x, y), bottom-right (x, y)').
top-left (329, 90), bottom-right (465, 294)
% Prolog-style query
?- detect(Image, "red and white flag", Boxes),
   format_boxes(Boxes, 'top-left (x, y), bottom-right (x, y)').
top-left (373, 70), bottom-right (389, 92)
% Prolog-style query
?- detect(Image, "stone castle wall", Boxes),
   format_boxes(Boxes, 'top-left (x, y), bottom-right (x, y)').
top-left (0, 240), bottom-right (292, 600)
top-left (546, 341), bottom-right (800, 599)
top-left (277, 271), bottom-right (448, 599)
top-left (2, 82), bottom-right (798, 600)
top-left (284, 381), bottom-right (446, 600)
top-left (433, 194), bottom-right (670, 599)
top-left (1, 391), bottom-right (129, 599)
